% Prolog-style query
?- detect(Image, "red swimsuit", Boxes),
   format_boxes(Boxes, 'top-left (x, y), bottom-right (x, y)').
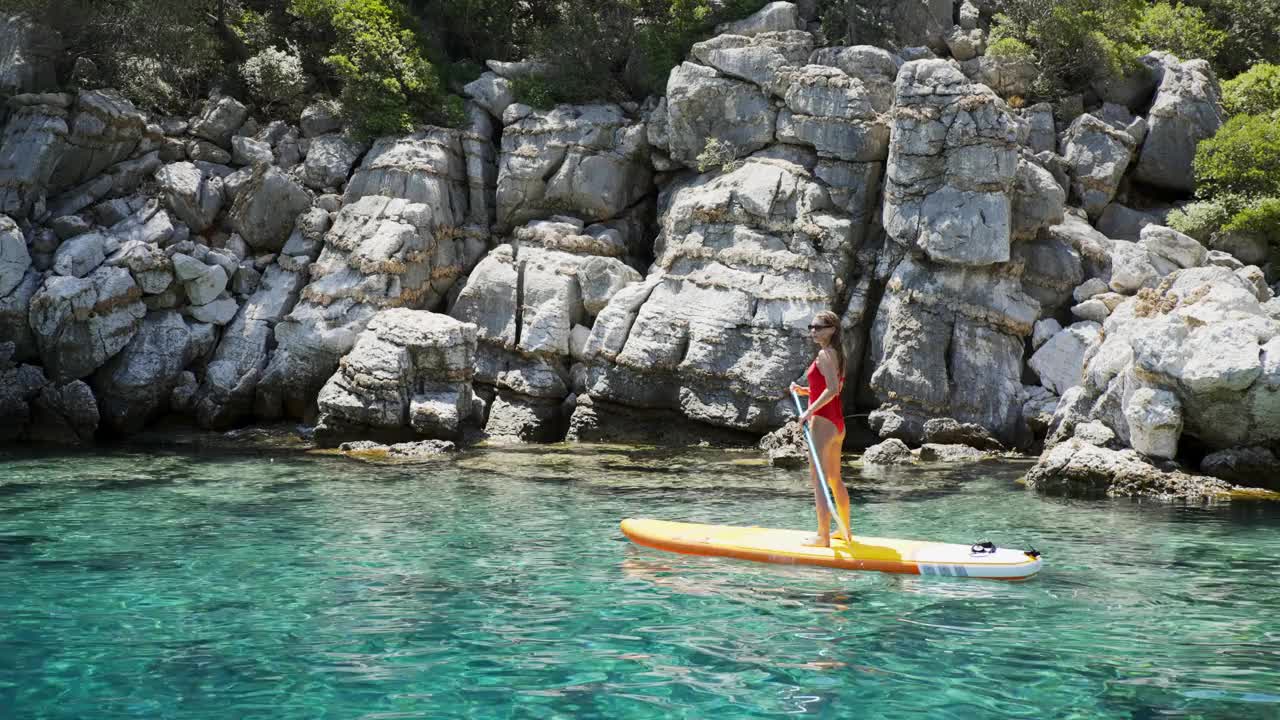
top-left (807, 360), bottom-right (845, 433)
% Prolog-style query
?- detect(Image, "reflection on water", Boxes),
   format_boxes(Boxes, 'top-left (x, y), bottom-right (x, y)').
top-left (0, 443), bottom-right (1278, 719)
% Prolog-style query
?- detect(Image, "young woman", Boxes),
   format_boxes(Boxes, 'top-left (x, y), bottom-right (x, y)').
top-left (789, 310), bottom-right (851, 548)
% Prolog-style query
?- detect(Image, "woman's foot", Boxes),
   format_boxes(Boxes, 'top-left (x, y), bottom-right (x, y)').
top-left (803, 535), bottom-right (831, 548)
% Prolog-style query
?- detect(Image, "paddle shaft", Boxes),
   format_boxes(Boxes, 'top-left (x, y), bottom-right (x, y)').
top-left (790, 388), bottom-right (850, 541)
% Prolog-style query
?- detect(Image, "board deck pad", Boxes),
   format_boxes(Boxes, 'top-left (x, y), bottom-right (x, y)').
top-left (621, 519), bottom-right (1041, 580)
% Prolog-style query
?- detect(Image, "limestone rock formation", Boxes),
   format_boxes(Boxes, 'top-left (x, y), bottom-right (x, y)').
top-left (315, 309), bottom-right (477, 445)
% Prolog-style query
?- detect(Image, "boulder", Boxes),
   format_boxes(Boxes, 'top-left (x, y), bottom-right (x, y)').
top-left (51, 231), bottom-right (105, 277)
top-left (231, 135), bottom-right (273, 166)
top-left (190, 96), bottom-right (249, 147)
top-left (882, 61), bottom-right (1023, 267)
top-left (156, 161), bottom-right (223, 232)
top-left (1029, 321), bottom-right (1101, 396)
top-left (48, 90), bottom-right (146, 192)
top-left (1025, 438), bottom-right (1230, 499)
top-left (663, 62), bottom-right (776, 167)
top-left (259, 193), bottom-right (484, 418)
top-left (863, 438), bottom-right (914, 465)
top-left (715, 1), bottom-right (803, 36)
top-left (28, 378), bottom-right (98, 444)
top-left (301, 133), bottom-right (365, 190)
top-left (300, 102), bottom-right (342, 138)
top-left (1060, 113), bottom-right (1136, 219)
top-left (496, 104), bottom-right (651, 230)
top-left (463, 72), bottom-right (515, 118)
top-left (1132, 59), bottom-right (1223, 193)
top-left (314, 309), bottom-right (477, 445)
top-left (1138, 224), bottom-right (1206, 270)
top-left (229, 165), bottom-right (312, 251)
top-left (1124, 386), bottom-right (1182, 458)
top-left (690, 31), bottom-right (813, 97)
top-left (921, 417), bottom-right (1004, 451)
top-left (0, 95), bottom-right (70, 218)
top-left (0, 214), bottom-right (32, 296)
top-left (91, 310), bottom-right (195, 433)
top-left (28, 265), bottom-right (145, 380)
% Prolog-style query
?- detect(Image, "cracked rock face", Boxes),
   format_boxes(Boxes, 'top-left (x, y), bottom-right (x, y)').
top-left (1051, 266), bottom-right (1280, 453)
top-left (259, 195), bottom-right (486, 419)
top-left (663, 62), bottom-right (777, 168)
top-left (315, 308), bottom-right (477, 445)
top-left (1132, 59), bottom-right (1223, 193)
top-left (867, 255), bottom-right (1040, 445)
top-left (28, 265), bottom-right (146, 381)
top-left (0, 96), bottom-right (69, 218)
top-left (48, 90), bottom-right (146, 193)
top-left (193, 263), bottom-right (307, 429)
top-left (579, 155), bottom-right (859, 432)
top-left (496, 104), bottom-right (651, 231)
top-left (92, 310), bottom-right (198, 433)
top-left (882, 60), bottom-right (1024, 268)
top-left (450, 218), bottom-right (641, 439)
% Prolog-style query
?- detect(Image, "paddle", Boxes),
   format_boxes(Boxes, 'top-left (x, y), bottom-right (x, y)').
top-left (790, 387), bottom-right (851, 544)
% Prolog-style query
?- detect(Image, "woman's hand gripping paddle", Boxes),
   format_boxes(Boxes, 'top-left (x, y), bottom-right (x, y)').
top-left (790, 387), bottom-right (851, 545)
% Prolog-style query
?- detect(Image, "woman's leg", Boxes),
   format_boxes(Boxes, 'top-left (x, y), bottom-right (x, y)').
top-left (825, 428), bottom-right (851, 543)
top-left (807, 417), bottom-right (841, 546)
top-left (807, 457), bottom-right (831, 546)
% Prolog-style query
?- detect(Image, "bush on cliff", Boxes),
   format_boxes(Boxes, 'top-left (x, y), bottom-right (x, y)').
top-left (1181, 0), bottom-right (1280, 79)
top-left (988, 0), bottom-right (1147, 99)
top-left (1137, 2), bottom-right (1225, 66)
top-left (1193, 112), bottom-right (1280, 200)
top-left (509, 0), bottom-right (771, 107)
top-left (288, 0), bottom-right (463, 136)
top-left (1221, 63), bottom-right (1280, 117)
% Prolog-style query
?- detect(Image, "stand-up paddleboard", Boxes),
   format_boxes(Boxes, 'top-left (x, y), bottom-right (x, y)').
top-left (621, 519), bottom-right (1042, 580)
top-left (619, 388), bottom-right (1041, 581)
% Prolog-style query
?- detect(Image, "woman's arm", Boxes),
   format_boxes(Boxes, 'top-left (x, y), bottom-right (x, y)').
top-left (798, 349), bottom-right (840, 423)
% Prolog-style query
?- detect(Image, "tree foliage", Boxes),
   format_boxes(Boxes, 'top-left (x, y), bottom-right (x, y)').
top-left (1193, 112), bottom-right (1280, 200)
top-left (988, 0), bottom-right (1147, 99)
top-left (1137, 2), bottom-right (1225, 66)
top-left (1221, 64), bottom-right (1280, 117)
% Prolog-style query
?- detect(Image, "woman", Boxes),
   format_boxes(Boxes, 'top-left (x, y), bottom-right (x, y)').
top-left (790, 310), bottom-right (851, 548)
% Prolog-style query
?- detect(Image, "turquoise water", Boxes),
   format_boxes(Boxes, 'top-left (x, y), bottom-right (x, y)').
top-left (2, 443), bottom-right (1279, 720)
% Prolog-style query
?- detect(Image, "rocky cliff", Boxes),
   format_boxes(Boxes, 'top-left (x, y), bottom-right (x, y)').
top-left (1, 2), bottom-right (1275, 497)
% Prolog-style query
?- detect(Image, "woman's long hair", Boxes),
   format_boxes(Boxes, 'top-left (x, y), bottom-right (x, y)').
top-left (813, 310), bottom-right (845, 379)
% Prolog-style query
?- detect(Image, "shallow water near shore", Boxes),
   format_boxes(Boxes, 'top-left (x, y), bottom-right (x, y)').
top-left (2, 442), bottom-right (1279, 719)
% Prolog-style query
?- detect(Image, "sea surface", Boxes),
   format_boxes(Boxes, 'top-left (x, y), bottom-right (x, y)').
top-left (2, 441), bottom-right (1278, 719)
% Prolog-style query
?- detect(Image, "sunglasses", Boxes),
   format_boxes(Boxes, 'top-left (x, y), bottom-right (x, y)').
top-left (807, 324), bottom-right (833, 330)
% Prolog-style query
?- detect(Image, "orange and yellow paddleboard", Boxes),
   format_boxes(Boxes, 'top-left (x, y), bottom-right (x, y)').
top-left (621, 519), bottom-right (1042, 581)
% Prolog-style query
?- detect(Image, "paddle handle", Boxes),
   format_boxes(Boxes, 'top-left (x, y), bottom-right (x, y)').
top-left (790, 387), bottom-right (850, 541)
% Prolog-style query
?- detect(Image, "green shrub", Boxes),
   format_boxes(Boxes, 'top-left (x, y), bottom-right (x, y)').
top-left (1193, 111), bottom-right (1280, 199)
top-left (694, 138), bottom-right (740, 173)
top-left (288, 0), bottom-right (462, 137)
top-left (986, 37), bottom-right (1034, 62)
top-left (510, 76), bottom-right (558, 110)
top-left (1138, 2), bottom-right (1226, 64)
top-left (1222, 196), bottom-right (1280, 238)
top-left (241, 44), bottom-right (308, 112)
top-left (1222, 63), bottom-right (1280, 116)
top-left (989, 0), bottom-right (1147, 99)
top-left (1180, 0), bottom-right (1280, 78)
top-left (1166, 198), bottom-right (1236, 241)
